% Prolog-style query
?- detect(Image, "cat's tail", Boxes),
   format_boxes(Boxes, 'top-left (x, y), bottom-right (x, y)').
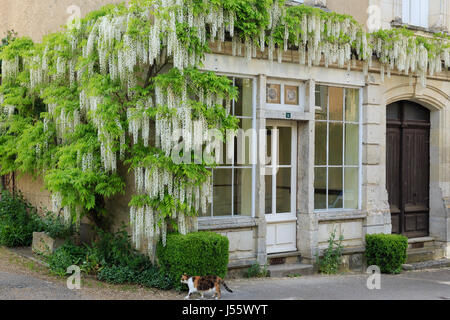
top-left (221, 279), bottom-right (233, 293)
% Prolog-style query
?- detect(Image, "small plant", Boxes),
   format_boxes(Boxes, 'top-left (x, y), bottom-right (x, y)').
top-left (34, 211), bottom-right (75, 239)
top-left (0, 191), bottom-right (41, 247)
top-left (317, 228), bottom-right (344, 275)
top-left (47, 241), bottom-right (87, 277)
top-left (365, 234), bottom-right (408, 274)
top-left (245, 263), bottom-right (269, 278)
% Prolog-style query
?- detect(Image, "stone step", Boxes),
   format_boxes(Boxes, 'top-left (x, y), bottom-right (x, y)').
top-left (267, 263), bottom-right (314, 278)
top-left (402, 258), bottom-right (450, 271)
top-left (406, 246), bottom-right (445, 264)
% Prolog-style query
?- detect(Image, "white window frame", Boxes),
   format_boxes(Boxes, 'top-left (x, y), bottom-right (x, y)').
top-left (200, 75), bottom-right (257, 219)
top-left (402, 0), bottom-right (429, 28)
top-left (265, 120), bottom-right (298, 219)
top-left (314, 85), bottom-right (363, 213)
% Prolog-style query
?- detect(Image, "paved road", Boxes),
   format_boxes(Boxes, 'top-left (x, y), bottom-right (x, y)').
top-left (0, 271), bottom-right (90, 300)
top-left (0, 268), bottom-right (449, 300)
top-left (220, 268), bottom-right (450, 300)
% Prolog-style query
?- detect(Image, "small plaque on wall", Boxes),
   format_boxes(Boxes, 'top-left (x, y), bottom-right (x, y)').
top-left (285, 85), bottom-right (299, 105)
top-left (266, 84), bottom-right (281, 104)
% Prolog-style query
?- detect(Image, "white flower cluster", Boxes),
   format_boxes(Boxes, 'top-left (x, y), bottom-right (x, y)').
top-left (51, 192), bottom-right (63, 214)
top-left (127, 98), bottom-right (152, 147)
top-left (1, 56), bottom-right (19, 81)
top-left (81, 152), bottom-right (94, 172)
top-left (371, 33), bottom-right (450, 86)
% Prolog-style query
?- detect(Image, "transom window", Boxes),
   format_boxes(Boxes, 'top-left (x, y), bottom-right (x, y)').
top-left (314, 85), bottom-right (361, 211)
top-left (201, 77), bottom-right (255, 218)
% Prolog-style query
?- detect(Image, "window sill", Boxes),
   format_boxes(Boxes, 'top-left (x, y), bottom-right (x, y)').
top-left (198, 216), bottom-right (257, 231)
top-left (317, 210), bottom-right (365, 222)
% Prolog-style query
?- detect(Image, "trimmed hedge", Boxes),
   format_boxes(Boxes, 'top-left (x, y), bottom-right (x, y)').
top-left (156, 232), bottom-right (229, 290)
top-left (365, 234), bottom-right (408, 274)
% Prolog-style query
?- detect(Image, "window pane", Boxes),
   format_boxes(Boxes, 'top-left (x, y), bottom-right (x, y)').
top-left (314, 167), bottom-right (327, 210)
top-left (213, 169), bottom-right (232, 216)
top-left (278, 127), bottom-right (292, 166)
top-left (345, 88), bottom-right (359, 122)
top-left (276, 168), bottom-right (291, 213)
top-left (266, 126), bottom-right (273, 166)
top-left (265, 173), bottom-right (273, 214)
top-left (328, 167), bottom-right (343, 209)
top-left (345, 168), bottom-right (359, 209)
top-left (315, 85), bottom-right (328, 120)
top-left (329, 87), bottom-right (343, 121)
top-left (315, 122), bottom-right (327, 166)
top-left (234, 118), bottom-right (253, 166)
top-left (345, 124), bottom-right (359, 166)
top-left (329, 123), bottom-right (343, 165)
top-left (235, 78), bottom-right (253, 117)
top-left (234, 168), bottom-right (252, 216)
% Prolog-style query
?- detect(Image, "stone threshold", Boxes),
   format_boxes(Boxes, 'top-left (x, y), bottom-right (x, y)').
top-left (267, 251), bottom-right (302, 259)
top-left (408, 236), bottom-right (435, 244)
top-left (402, 258), bottom-right (450, 271)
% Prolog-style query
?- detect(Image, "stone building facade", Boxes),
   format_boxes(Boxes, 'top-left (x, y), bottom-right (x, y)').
top-left (1, 0), bottom-right (449, 273)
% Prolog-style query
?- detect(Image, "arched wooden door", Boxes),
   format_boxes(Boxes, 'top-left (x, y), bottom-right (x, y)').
top-left (386, 101), bottom-right (430, 238)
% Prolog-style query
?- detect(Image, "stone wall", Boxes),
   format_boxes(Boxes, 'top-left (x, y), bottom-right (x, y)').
top-left (0, 0), bottom-right (124, 42)
top-left (14, 174), bottom-right (52, 214)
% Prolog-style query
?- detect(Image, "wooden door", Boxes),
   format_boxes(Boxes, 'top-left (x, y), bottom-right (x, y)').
top-left (386, 101), bottom-right (430, 238)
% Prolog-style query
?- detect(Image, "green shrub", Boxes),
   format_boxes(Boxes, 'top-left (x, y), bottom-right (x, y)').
top-left (245, 263), bottom-right (269, 278)
top-left (97, 265), bottom-right (136, 284)
top-left (91, 227), bottom-right (151, 270)
top-left (47, 241), bottom-right (87, 276)
top-left (317, 228), bottom-right (344, 274)
top-left (136, 266), bottom-right (172, 290)
top-left (156, 232), bottom-right (229, 290)
top-left (0, 191), bottom-right (40, 247)
top-left (365, 234), bottom-right (408, 274)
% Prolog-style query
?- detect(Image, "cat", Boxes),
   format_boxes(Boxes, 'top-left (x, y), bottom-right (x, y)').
top-left (180, 273), bottom-right (233, 300)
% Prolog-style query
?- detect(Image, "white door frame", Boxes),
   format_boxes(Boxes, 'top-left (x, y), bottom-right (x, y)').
top-left (265, 120), bottom-right (298, 254)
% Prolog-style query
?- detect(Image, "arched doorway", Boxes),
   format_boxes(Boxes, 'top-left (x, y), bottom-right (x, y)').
top-left (386, 101), bottom-right (430, 238)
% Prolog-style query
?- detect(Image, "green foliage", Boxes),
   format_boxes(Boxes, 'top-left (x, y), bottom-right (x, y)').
top-left (34, 211), bottom-right (75, 239)
top-left (365, 234), bottom-right (408, 274)
top-left (317, 228), bottom-right (344, 274)
top-left (47, 241), bottom-right (87, 276)
top-left (46, 227), bottom-right (171, 289)
top-left (0, 191), bottom-right (41, 247)
top-left (245, 262), bottom-right (269, 278)
top-left (156, 231), bottom-right (229, 290)
top-left (97, 265), bottom-right (136, 284)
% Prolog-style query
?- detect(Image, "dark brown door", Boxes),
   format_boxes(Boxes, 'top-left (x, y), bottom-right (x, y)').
top-left (386, 101), bottom-right (430, 238)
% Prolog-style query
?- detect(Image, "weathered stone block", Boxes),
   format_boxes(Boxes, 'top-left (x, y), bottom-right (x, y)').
top-left (32, 232), bottom-right (64, 256)
top-left (363, 144), bottom-right (381, 165)
top-left (349, 253), bottom-right (363, 271)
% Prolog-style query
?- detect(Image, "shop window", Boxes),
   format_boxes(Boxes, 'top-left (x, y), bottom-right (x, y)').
top-left (201, 77), bottom-right (255, 218)
top-left (314, 85), bottom-right (361, 211)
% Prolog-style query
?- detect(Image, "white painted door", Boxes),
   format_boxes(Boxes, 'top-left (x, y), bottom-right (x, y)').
top-left (265, 121), bottom-right (298, 254)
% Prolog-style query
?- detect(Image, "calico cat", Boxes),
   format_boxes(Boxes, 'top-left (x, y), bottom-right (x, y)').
top-left (181, 273), bottom-right (233, 300)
